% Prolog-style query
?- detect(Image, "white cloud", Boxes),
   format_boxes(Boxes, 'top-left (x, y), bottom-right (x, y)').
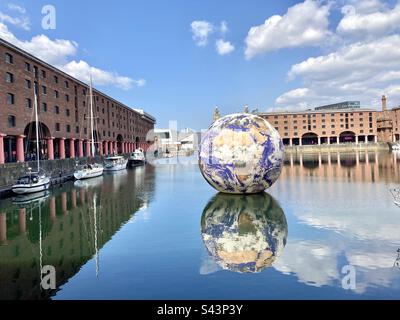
top-left (0, 22), bottom-right (144, 90)
top-left (220, 20), bottom-right (228, 35)
top-left (276, 35), bottom-right (400, 110)
top-left (215, 39), bottom-right (235, 56)
top-left (0, 11), bottom-right (29, 30)
top-left (7, 3), bottom-right (26, 14)
top-left (337, 2), bottom-right (400, 38)
top-left (344, 0), bottom-right (386, 14)
top-left (245, 0), bottom-right (331, 59)
top-left (62, 60), bottom-right (143, 90)
top-left (190, 20), bottom-right (214, 46)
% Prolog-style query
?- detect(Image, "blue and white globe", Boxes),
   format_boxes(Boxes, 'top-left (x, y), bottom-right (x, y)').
top-left (199, 113), bottom-right (284, 194)
top-left (201, 193), bottom-right (287, 273)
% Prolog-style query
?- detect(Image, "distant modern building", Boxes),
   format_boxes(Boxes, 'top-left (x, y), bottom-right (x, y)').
top-left (315, 101), bottom-right (360, 111)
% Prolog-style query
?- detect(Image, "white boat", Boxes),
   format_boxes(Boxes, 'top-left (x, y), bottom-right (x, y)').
top-left (12, 86), bottom-right (50, 195)
top-left (104, 155), bottom-right (128, 171)
top-left (74, 77), bottom-right (104, 180)
top-left (12, 171), bottom-right (50, 195)
top-left (130, 149), bottom-right (146, 166)
top-left (392, 143), bottom-right (400, 151)
top-left (74, 163), bottom-right (104, 180)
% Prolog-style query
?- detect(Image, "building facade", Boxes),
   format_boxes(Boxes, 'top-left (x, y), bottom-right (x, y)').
top-left (0, 38), bottom-right (155, 164)
top-left (258, 96), bottom-right (399, 146)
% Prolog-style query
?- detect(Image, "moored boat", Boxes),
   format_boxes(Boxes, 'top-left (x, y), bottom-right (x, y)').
top-left (104, 156), bottom-right (128, 171)
top-left (130, 149), bottom-right (146, 166)
top-left (12, 85), bottom-right (50, 195)
top-left (74, 77), bottom-right (104, 180)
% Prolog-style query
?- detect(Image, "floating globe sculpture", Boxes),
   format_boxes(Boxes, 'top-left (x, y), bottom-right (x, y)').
top-left (199, 113), bottom-right (284, 194)
top-left (201, 193), bottom-right (287, 273)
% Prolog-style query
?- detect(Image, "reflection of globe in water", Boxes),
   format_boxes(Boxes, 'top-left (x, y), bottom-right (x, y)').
top-left (199, 113), bottom-right (284, 194)
top-left (201, 193), bottom-right (287, 273)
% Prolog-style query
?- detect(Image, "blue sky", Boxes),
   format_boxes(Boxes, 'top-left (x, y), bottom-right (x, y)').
top-left (1, 0), bottom-right (400, 130)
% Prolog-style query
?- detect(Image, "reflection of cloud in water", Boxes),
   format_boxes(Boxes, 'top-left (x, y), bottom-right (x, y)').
top-left (274, 239), bottom-right (400, 294)
top-left (274, 241), bottom-right (339, 287)
top-left (201, 193), bottom-right (287, 273)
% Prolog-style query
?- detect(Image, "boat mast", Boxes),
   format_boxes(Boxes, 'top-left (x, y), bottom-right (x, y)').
top-left (93, 193), bottom-right (99, 278)
top-left (89, 76), bottom-right (95, 157)
top-left (34, 84), bottom-right (40, 172)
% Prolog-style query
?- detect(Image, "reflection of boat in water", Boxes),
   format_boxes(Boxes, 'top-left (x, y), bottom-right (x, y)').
top-left (12, 190), bottom-right (50, 206)
top-left (104, 156), bottom-right (128, 171)
top-left (389, 188), bottom-right (400, 207)
top-left (74, 176), bottom-right (104, 189)
top-left (201, 192), bottom-right (287, 273)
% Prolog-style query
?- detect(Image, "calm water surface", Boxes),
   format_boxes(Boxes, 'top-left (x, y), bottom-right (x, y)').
top-left (1, 152), bottom-right (400, 299)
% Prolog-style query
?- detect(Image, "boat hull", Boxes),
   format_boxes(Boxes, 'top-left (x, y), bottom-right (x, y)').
top-left (104, 160), bottom-right (128, 171)
top-left (74, 167), bottom-right (104, 180)
top-left (12, 178), bottom-right (51, 195)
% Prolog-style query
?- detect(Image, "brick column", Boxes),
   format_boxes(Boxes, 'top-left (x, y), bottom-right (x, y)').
top-left (86, 140), bottom-right (91, 157)
top-left (0, 133), bottom-right (6, 164)
top-left (78, 139), bottom-right (84, 158)
top-left (47, 137), bottom-right (54, 160)
top-left (104, 141), bottom-right (108, 155)
top-left (109, 141), bottom-right (113, 154)
top-left (59, 138), bottom-right (66, 159)
top-left (121, 142), bottom-right (125, 154)
top-left (16, 135), bottom-right (25, 163)
top-left (113, 141), bottom-right (117, 154)
top-left (69, 139), bottom-right (75, 158)
top-left (99, 141), bottom-right (103, 156)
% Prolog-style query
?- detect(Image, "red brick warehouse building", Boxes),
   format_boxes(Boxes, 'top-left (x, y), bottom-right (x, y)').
top-left (0, 38), bottom-right (155, 164)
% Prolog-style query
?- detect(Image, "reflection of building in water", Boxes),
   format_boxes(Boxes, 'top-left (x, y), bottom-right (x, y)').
top-left (201, 193), bottom-right (287, 273)
top-left (0, 166), bottom-right (155, 300)
top-left (282, 151), bottom-right (400, 184)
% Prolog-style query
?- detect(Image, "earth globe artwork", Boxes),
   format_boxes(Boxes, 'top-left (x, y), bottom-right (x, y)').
top-left (201, 193), bottom-right (287, 273)
top-left (199, 113), bottom-right (284, 194)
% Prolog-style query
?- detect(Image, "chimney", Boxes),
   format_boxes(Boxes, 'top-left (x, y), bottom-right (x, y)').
top-left (382, 95), bottom-right (387, 111)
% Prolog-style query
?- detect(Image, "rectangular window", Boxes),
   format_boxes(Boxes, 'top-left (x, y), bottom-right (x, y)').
top-left (5, 53), bottom-right (13, 64)
top-left (25, 79), bottom-right (31, 89)
top-left (42, 102), bottom-right (47, 112)
top-left (5, 72), bottom-right (14, 83)
top-left (54, 90), bottom-right (59, 98)
top-left (65, 81), bottom-right (69, 88)
top-left (7, 93), bottom-right (15, 105)
top-left (65, 94), bottom-right (69, 102)
top-left (25, 98), bottom-right (32, 108)
top-left (8, 115), bottom-right (16, 127)
top-left (55, 123), bottom-right (60, 131)
top-left (25, 62), bottom-right (31, 71)
top-left (54, 75), bottom-right (58, 83)
top-left (42, 86), bottom-right (47, 95)
top-left (34, 66), bottom-right (38, 78)
top-left (54, 106), bottom-right (59, 114)
top-left (41, 70), bottom-right (46, 78)
top-left (66, 125), bottom-right (71, 133)
top-left (66, 109), bottom-right (70, 117)
top-left (76, 126), bottom-right (79, 134)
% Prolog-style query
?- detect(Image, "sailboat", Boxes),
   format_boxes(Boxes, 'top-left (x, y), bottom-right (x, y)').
top-left (74, 78), bottom-right (104, 180)
top-left (12, 85), bottom-right (51, 195)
